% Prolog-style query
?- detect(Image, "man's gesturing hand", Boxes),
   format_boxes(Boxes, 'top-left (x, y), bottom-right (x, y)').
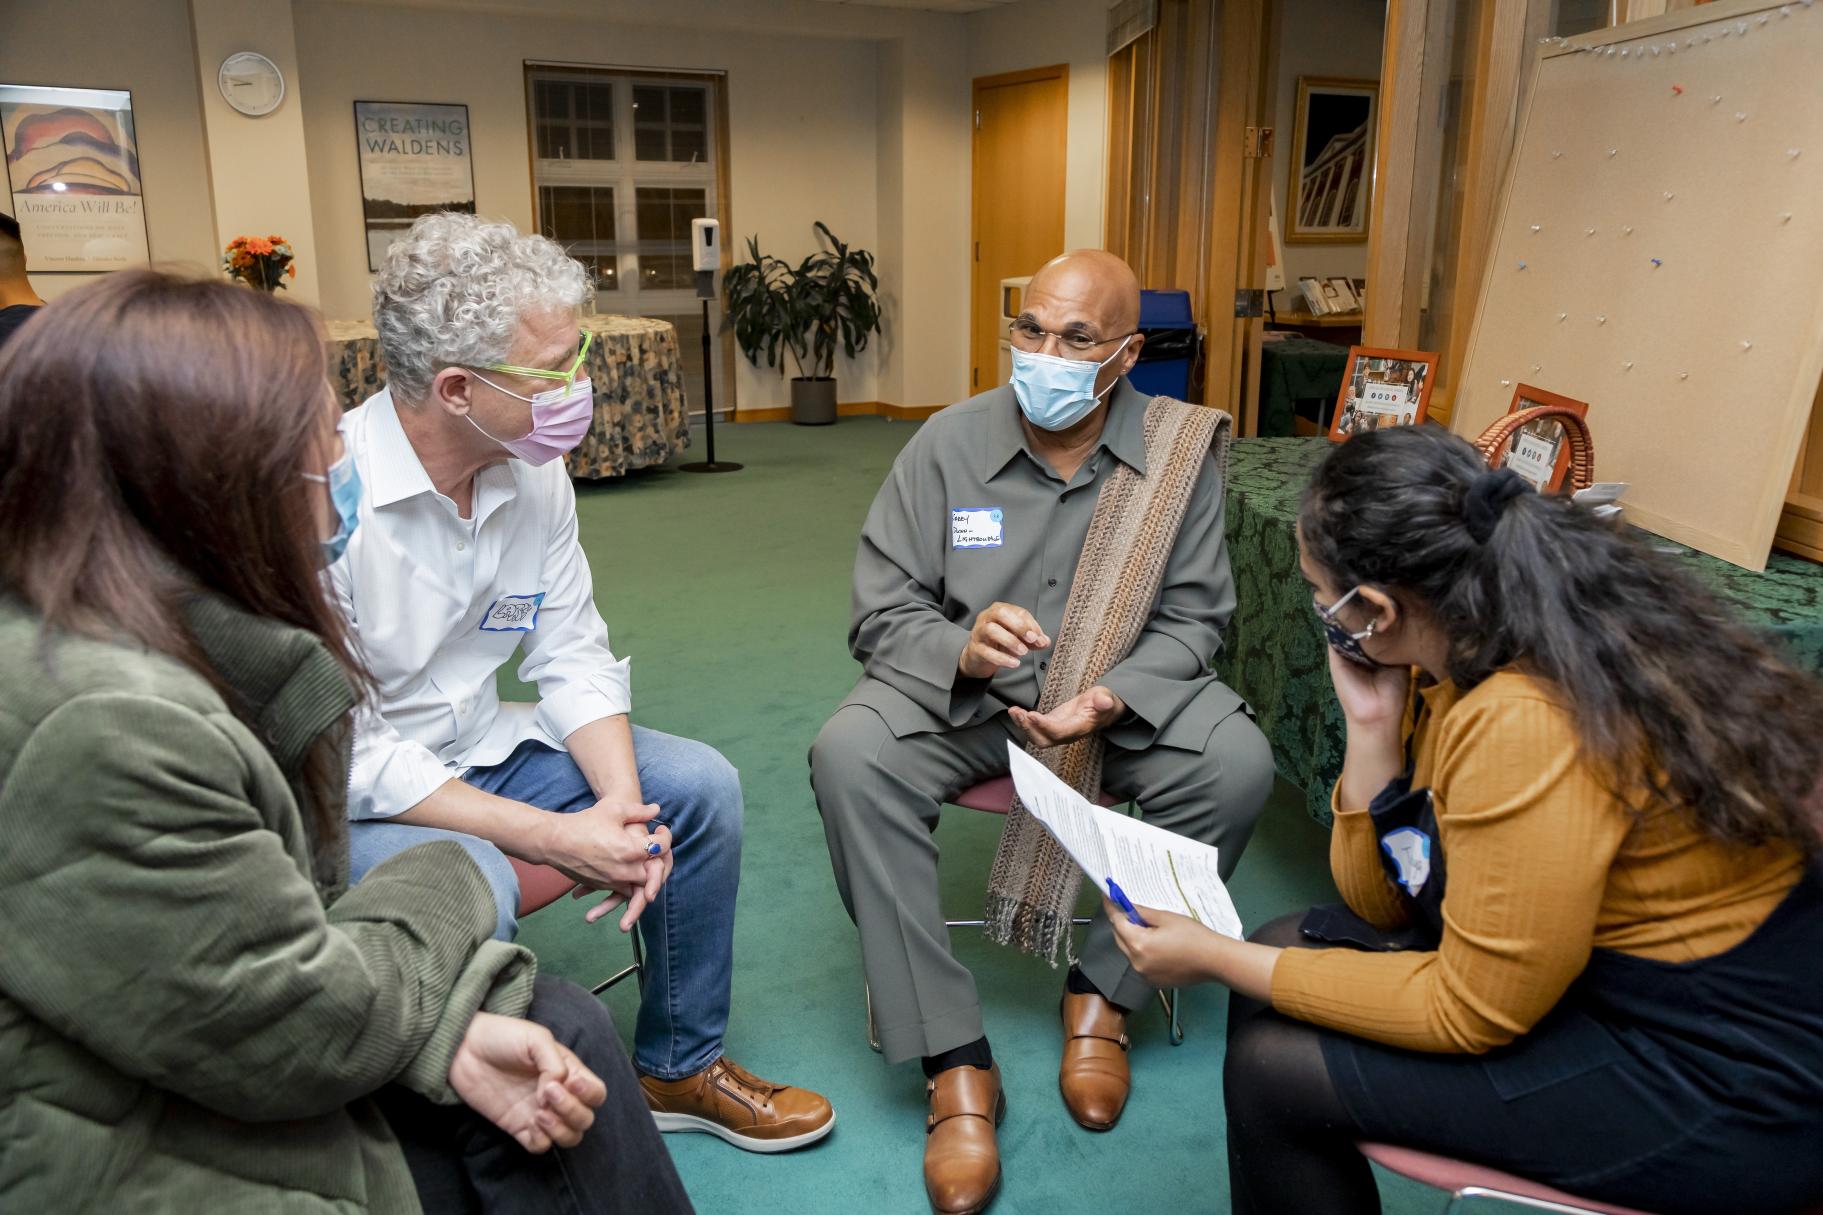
top-left (959, 602), bottom-right (1051, 680)
top-left (1010, 686), bottom-right (1126, 748)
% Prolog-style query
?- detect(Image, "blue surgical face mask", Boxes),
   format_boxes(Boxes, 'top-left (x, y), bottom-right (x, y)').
top-left (303, 449), bottom-right (362, 567)
top-left (1312, 586), bottom-right (1380, 667)
top-left (1010, 335), bottom-right (1133, 432)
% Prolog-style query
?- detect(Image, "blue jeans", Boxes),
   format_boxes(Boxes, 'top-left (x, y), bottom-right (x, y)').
top-left (347, 726), bottom-right (743, 1080)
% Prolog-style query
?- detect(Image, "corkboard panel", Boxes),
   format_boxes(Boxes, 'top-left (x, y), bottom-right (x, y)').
top-left (1450, 0), bottom-right (1823, 571)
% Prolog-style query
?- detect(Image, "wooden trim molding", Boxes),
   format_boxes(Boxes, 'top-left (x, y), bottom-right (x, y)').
top-left (731, 401), bottom-right (945, 424)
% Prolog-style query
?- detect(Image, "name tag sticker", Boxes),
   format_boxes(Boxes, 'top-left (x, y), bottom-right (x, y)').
top-left (479, 592), bottom-right (546, 632)
top-left (951, 507), bottom-right (1005, 550)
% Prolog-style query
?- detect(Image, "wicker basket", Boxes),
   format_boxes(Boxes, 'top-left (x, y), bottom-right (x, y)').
top-left (1472, 405), bottom-right (1595, 493)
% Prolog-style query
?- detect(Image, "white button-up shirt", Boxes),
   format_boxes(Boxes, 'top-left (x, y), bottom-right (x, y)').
top-left (332, 388), bottom-right (631, 820)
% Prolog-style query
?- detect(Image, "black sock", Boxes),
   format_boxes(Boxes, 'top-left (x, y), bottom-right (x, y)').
top-left (1066, 964), bottom-right (1132, 1013)
top-left (921, 1037), bottom-right (993, 1078)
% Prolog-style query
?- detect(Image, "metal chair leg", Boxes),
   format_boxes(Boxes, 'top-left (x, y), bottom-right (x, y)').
top-left (590, 922), bottom-right (645, 997)
top-left (865, 981), bottom-right (882, 1054)
top-left (1443, 1187), bottom-right (1613, 1214)
top-left (1158, 985), bottom-right (1184, 1045)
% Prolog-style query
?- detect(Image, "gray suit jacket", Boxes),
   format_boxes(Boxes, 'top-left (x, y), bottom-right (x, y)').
top-left (840, 378), bottom-right (1243, 752)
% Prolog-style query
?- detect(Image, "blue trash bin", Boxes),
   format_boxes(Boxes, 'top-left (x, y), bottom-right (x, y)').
top-left (1127, 289), bottom-right (1199, 400)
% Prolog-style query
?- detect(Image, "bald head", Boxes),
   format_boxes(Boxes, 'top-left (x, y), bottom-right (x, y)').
top-left (1026, 249), bottom-right (1141, 337)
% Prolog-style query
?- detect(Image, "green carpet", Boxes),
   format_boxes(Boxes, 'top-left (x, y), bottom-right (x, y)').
top-left (508, 417), bottom-right (1435, 1214)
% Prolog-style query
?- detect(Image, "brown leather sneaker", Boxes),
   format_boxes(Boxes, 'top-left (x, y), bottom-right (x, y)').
top-left (924, 1062), bottom-right (1005, 1215)
top-left (638, 1057), bottom-right (834, 1153)
top-left (1059, 991), bottom-right (1131, 1131)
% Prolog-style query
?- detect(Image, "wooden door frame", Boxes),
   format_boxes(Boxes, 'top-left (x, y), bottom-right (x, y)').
top-left (1205, 0), bottom-right (1278, 432)
top-left (970, 64), bottom-right (1069, 393)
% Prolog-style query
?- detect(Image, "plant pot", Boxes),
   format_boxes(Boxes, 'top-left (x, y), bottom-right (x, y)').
top-left (790, 376), bottom-right (838, 426)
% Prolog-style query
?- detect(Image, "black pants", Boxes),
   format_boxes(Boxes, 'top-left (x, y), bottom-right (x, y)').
top-left (1224, 913), bottom-right (1377, 1215)
top-left (375, 975), bottom-right (694, 1215)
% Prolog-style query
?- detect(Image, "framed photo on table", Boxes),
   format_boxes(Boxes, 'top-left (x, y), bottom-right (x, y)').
top-left (1287, 76), bottom-right (1377, 244)
top-left (1499, 384), bottom-right (1590, 493)
top-left (0, 83), bottom-right (150, 272)
top-left (1328, 346), bottom-right (1436, 441)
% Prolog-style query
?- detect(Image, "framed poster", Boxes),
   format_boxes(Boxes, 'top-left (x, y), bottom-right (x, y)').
top-left (1500, 384), bottom-right (1590, 493)
top-left (354, 100), bottom-right (475, 271)
top-left (1287, 76), bottom-right (1377, 244)
top-left (1328, 346), bottom-right (1437, 441)
top-left (0, 84), bottom-right (149, 272)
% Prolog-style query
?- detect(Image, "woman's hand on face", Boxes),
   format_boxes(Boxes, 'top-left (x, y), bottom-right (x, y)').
top-left (449, 1012), bottom-right (607, 1153)
top-left (1104, 900), bottom-right (1221, 989)
top-left (1326, 644), bottom-right (1410, 732)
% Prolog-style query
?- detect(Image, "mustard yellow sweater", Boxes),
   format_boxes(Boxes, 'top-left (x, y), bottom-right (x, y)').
top-left (1270, 670), bottom-right (1805, 1054)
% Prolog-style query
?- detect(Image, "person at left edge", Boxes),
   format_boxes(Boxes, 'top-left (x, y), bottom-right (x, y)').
top-left (333, 213), bottom-right (834, 1154)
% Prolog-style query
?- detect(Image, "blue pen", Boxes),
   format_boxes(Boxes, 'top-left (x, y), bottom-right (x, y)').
top-left (1105, 878), bottom-right (1150, 927)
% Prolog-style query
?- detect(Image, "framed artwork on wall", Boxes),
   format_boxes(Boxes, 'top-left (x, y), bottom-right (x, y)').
top-left (353, 100), bottom-right (476, 271)
top-left (1329, 346), bottom-right (1437, 441)
top-left (0, 83), bottom-right (150, 272)
top-left (1498, 383), bottom-right (1590, 493)
top-left (1287, 76), bottom-right (1377, 245)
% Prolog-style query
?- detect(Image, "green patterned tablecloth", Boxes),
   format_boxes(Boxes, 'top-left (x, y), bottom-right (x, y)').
top-left (1258, 336), bottom-right (1348, 438)
top-left (1220, 437), bottom-right (1823, 825)
top-left (324, 314), bottom-right (690, 480)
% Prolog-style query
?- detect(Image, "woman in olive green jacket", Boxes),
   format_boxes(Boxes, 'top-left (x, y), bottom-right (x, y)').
top-left (0, 273), bottom-right (691, 1213)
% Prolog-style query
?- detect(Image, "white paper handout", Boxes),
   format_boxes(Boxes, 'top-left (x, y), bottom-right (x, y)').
top-left (1005, 743), bottom-right (1244, 939)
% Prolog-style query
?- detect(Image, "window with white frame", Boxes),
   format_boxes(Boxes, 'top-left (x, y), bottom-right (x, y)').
top-left (527, 66), bottom-right (724, 418)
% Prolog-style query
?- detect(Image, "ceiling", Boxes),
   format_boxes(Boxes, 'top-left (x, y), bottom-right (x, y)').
top-left (802, 0), bottom-right (1021, 12)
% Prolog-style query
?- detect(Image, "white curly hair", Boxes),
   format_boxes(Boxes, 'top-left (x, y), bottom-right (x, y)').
top-left (371, 212), bottom-right (589, 401)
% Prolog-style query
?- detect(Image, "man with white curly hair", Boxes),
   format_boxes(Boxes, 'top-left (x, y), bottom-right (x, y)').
top-left (332, 212), bottom-right (834, 1155)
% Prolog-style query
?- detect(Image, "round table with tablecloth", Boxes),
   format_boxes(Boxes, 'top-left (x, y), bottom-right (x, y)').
top-left (323, 314), bottom-right (690, 480)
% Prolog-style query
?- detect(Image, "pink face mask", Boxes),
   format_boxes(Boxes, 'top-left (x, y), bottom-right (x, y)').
top-left (468, 375), bottom-right (594, 466)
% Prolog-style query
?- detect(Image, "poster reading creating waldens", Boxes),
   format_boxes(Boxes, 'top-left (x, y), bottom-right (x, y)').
top-left (0, 84), bottom-right (150, 273)
top-left (354, 100), bottom-right (475, 271)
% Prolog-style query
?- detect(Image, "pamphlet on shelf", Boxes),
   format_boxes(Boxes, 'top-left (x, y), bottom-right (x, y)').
top-left (1005, 744), bottom-right (1244, 939)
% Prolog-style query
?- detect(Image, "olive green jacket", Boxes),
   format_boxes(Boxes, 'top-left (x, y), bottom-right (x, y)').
top-left (0, 592), bottom-right (536, 1213)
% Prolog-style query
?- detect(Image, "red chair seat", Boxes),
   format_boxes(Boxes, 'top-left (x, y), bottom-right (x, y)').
top-left (1358, 1142), bottom-right (1656, 1215)
top-left (509, 857), bottom-right (578, 917)
top-left (952, 775), bottom-right (1117, 813)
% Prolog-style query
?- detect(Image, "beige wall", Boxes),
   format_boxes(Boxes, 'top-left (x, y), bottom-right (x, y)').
top-left (194, 0), bottom-right (324, 306)
top-left (1, 0), bottom-right (1078, 411)
top-left (1, 0), bottom-right (219, 300)
top-left (1272, 0), bottom-right (1385, 309)
top-left (967, 0), bottom-right (1111, 252)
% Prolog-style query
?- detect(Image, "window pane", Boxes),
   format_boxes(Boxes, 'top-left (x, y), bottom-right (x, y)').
top-left (635, 186), bottom-right (704, 242)
top-left (530, 77), bottom-right (614, 160)
top-left (633, 84), bottom-right (709, 163)
top-left (538, 185), bottom-right (616, 286)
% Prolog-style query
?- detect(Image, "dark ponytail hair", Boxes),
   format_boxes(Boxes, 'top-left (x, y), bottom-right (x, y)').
top-left (1300, 424), bottom-right (1823, 852)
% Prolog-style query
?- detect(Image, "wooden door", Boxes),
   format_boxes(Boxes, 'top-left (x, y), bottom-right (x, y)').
top-left (971, 66), bottom-right (1068, 395)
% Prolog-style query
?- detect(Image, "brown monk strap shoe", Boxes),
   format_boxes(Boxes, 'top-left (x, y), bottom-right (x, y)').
top-left (1059, 991), bottom-right (1130, 1131)
top-left (924, 1062), bottom-right (1005, 1215)
top-left (639, 1056), bottom-right (834, 1153)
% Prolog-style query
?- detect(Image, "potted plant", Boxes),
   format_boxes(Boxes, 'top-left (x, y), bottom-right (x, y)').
top-left (723, 221), bottom-right (881, 425)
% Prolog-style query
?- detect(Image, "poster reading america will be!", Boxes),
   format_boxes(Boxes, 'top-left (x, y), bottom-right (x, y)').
top-left (354, 101), bottom-right (476, 271)
top-left (0, 84), bottom-right (150, 273)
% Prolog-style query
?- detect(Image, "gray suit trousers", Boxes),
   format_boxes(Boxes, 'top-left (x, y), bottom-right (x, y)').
top-left (809, 681), bottom-right (1274, 1064)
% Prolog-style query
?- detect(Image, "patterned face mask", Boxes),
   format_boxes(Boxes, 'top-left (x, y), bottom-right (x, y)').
top-left (1312, 585), bottom-right (1379, 667)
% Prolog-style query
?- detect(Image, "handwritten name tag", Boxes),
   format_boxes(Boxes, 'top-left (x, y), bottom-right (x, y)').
top-left (479, 592), bottom-right (546, 632)
top-left (951, 507), bottom-right (1005, 550)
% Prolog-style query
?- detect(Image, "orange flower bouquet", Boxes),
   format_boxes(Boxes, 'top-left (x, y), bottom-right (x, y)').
top-left (222, 234), bottom-right (297, 293)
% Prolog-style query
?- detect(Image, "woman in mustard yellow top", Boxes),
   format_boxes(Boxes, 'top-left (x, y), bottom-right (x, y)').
top-left (1107, 426), bottom-right (1823, 1215)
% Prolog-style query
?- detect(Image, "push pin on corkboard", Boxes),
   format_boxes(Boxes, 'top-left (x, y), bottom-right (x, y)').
top-left (1672, 84), bottom-right (1683, 95)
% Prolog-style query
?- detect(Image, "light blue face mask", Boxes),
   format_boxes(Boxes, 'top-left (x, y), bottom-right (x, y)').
top-left (1009, 336), bottom-right (1133, 432)
top-left (303, 449), bottom-right (362, 568)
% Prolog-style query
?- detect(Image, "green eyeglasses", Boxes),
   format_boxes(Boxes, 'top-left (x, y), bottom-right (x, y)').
top-left (474, 331), bottom-right (593, 385)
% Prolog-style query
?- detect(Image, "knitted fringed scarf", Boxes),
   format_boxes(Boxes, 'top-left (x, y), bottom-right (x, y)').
top-left (984, 396), bottom-right (1231, 964)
